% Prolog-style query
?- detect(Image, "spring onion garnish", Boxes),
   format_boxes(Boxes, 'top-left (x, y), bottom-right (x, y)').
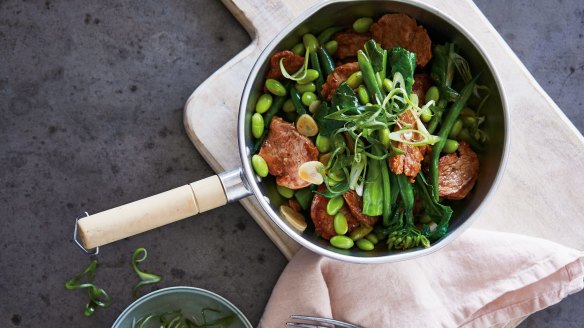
top-left (279, 48), bottom-right (310, 81)
top-left (131, 248), bottom-right (162, 298)
top-left (65, 260), bottom-right (112, 317)
top-left (132, 308), bottom-right (235, 328)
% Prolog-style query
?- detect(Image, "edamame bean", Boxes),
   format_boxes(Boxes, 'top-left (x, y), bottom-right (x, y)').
top-left (308, 100), bottom-right (321, 114)
top-left (291, 42), bottom-right (305, 56)
top-left (382, 78), bottom-right (393, 92)
top-left (350, 225), bottom-right (373, 241)
top-left (251, 113), bottom-right (264, 139)
top-left (333, 212), bottom-right (348, 235)
top-left (420, 107), bottom-right (432, 122)
top-left (316, 134), bottom-right (331, 153)
top-left (297, 69), bottom-right (320, 84)
top-left (277, 185), bottom-right (294, 199)
top-left (330, 235), bottom-right (354, 249)
top-left (282, 98), bottom-right (296, 113)
top-left (327, 196), bottom-right (345, 216)
top-left (302, 33), bottom-right (319, 54)
top-left (328, 170), bottom-right (344, 182)
top-left (425, 86), bottom-right (440, 103)
top-left (379, 127), bottom-right (391, 148)
top-left (301, 92), bottom-right (317, 106)
top-left (460, 107), bottom-right (476, 117)
top-left (346, 71), bottom-right (363, 88)
top-left (265, 79), bottom-right (287, 96)
top-left (353, 17), bottom-right (373, 33)
top-left (365, 233), bottom-right (378, 244)
top-left (462, 116), bottom-right (476, 127)
top-left (255, 94), bottom-right (272, 114)
top-left (358, 85), bottom-right (370, 104)
top-left (295, 82), bottom-right (316, 93)
top-left (442, 139), bottom-right (459, 154)
top-left (251, 154), bottom-right (268, 177)
top-left (449, 119), bottom-right (463, 139)
top-left (324, 40), bottom-right (338, 55)
top-left (356, 238), bottom-right (374, 251)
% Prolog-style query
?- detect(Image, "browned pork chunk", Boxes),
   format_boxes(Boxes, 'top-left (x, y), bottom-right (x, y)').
top-left (266, 50), bottom-right (304, 80)
top-left (321, 62), bottom-right (360, 100)
top-left (311, 186), bottom-right (360, 240)
top-left (412, 73), bottom-right (432, 102)
top-left (438, 141), bottom-right (479, 200)
top-left (342, 190), bottom-right (379, 226)
top-left (258, 117), bottom-right (319, 189)
top-left (370, 14), bottom-right (432, 67)
top-left (333, 31), bottom-right (372, 60)
top-left (388, 111), bottom-right (425, 182)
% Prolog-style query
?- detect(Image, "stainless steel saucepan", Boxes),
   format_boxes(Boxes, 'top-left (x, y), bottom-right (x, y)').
top-left (77, 0), bottom-right (509, 263)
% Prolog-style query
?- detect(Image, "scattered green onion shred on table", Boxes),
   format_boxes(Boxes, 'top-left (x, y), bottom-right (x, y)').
top-left (64, 259), bottom-right (112, 317)
top-left (132, 247), bottom-right (162, 298)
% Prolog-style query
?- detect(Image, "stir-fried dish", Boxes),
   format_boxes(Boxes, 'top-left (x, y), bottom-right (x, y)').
top-left (250, 14), bottom-right (489, 252)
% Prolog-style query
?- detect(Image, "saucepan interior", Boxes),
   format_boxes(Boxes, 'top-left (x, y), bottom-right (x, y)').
top-left (239, 0), bottom-right (508, 263)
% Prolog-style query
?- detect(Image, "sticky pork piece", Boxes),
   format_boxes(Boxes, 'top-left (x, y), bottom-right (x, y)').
top-left (438, 141), bottom-right (480, 200)
top-left (370, 13), bottom-right (432, 67)
top-left (342, 190), bottom-right (379, 226)
top-left (310, 186), bottom-right (360, 240)
top-left (321, 62), bottom-right (360, 100)
top-left (258, 117), bottom-right (319, 189)
top-left (412, 73), bottom-right (432, 103)
top-left (333, 31), bottom-right (372, 60)
top-left (266, 50), bottom-right (305, 80)
top-left (388, 110), bottom-right (425, 182)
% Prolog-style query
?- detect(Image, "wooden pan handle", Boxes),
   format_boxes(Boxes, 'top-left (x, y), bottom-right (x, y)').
top-left (77, 176), bottom-right (227, 249)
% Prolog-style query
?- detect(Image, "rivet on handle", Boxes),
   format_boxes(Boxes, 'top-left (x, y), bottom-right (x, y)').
top-left (73, 211), bottom-right (99, 256)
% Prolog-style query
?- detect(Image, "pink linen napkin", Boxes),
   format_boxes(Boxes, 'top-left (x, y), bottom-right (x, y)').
top-left (259, 228), bottom-right (583, 327)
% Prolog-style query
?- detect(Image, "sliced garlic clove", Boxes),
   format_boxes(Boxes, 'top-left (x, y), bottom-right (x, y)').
top-left (280, 205), bottom-right (307, 232)
top-left (296, 114), bottom-right (319, 137)
top-left (298, 161), bottom-right (324, 185)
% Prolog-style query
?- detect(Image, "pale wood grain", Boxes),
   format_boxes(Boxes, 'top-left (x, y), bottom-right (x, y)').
top-left (184, 0), bottom-right (584, 262)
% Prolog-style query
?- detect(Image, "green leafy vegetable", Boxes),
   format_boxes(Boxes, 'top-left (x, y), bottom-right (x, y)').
top-left (314, 100), bottom-right (345, 137)
top-left (430, 43), bottom-right (459, 102)
top-left (364, 39), bottom-right (387, 79)
top-left (131, 248), bottom-right (162, 298)
top-left (389, 47), bottom-right (416, 95)
top-left (65, 260), bottom-right (112, 317)
top-left (415, 173), bottom-right (453, 241)
top-left (331, 82), bottom-right (360, 110)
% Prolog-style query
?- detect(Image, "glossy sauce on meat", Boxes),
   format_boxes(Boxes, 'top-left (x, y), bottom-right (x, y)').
top-left (321, 62), bottom-right (360, 100)
top-left (258, 117), bottom-right (319, 189)
top-left (310, 186), bottom-right (359, 240)
top-left (370, 14), bottom-right (432, 67)
top-left (266, 50), bottom-right (304, 80)
top-left (438, 141), bottom-right (479, 200)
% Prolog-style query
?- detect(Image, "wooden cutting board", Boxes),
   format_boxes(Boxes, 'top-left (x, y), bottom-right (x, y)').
top-left (184, 0), bottom-right (584, 260)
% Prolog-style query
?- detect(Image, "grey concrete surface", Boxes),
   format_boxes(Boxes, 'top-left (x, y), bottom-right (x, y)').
top-left (0, 0), bottom-right (581, 327)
